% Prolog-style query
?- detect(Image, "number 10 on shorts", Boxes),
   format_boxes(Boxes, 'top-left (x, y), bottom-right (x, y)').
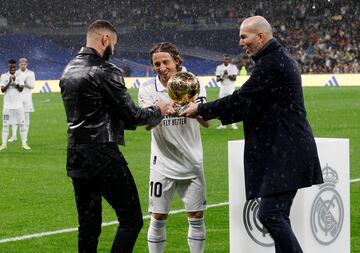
top-left (150, 181), bottom-right (162, 197)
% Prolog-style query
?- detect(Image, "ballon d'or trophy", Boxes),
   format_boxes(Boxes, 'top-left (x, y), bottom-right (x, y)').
top-left (167, 72), bottom-right (200, 116)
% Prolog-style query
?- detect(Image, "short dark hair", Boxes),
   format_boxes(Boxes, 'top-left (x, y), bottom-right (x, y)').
top-left (223, 54), bottom-right (230, 58)
top-left (8, 59), bottom-right (16, 64)
top-left (150, 42), bottom-right (183, 71)
top-left (87, 19), bottom-right (117, 35)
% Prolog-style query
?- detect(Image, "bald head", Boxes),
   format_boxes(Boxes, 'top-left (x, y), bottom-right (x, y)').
top-left (239, 16), bottom-right (273, 56)
top-left (241, 16), bottom-right (273, 38)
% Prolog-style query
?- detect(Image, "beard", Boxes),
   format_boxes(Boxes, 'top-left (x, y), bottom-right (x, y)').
top-left (103, 45), bottom-right (112, 61)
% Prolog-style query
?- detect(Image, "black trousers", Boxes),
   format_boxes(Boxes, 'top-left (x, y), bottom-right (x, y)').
top-left (72, 162), bottom-right (143, 253)
top-left (258, 190), bottom-right (303, 253)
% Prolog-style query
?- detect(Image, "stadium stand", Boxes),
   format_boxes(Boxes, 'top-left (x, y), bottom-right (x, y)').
top-left (0, 34), bottom-right (73, 79)
top-left (0, 0), bottom-right (358, 78)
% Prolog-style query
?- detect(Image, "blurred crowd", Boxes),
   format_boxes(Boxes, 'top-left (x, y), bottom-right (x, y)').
top-left (1, 0), bottom-right (359, 74)
top-left (232, 0), bottom-right (360, 74)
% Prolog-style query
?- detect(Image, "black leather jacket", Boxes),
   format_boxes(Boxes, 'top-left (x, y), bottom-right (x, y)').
top-left (60, 47), bottom-right (161, 146)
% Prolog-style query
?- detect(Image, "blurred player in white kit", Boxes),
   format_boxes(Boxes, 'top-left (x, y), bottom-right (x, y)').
top-left (215, 54), bottom-right (239, 129)
top-left (138, 42), bottom-right (210, 253)
top-left (0, 59), bottom-right (30, 150)
top-left (8, 58), bottom-right (35, 147)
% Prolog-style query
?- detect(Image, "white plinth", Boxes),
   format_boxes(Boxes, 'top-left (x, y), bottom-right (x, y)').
top-left (229, 138), bottom-right (350, 253)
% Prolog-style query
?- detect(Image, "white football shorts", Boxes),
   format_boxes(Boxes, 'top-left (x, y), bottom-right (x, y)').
top-left (2, 108), bottom-right (25, 126)
top-left (219, 84), bottom-right (235, 98)
top-left (148, 169), bottom-right (207, 214)
top-left (23, 100), bottom-right (34, 112)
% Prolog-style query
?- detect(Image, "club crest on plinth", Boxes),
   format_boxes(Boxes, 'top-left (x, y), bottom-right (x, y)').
top-left (243, 198), bottom-right (274, 247)
top-left (311, 165), bottom-right (344, 245)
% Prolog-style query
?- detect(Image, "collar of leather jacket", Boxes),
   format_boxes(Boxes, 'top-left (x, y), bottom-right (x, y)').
top-left (77, 47), bottom-right (102, 58)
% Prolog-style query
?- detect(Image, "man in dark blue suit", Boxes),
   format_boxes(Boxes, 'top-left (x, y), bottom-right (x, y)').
top-left (182, 16), bottom-right (323, 253)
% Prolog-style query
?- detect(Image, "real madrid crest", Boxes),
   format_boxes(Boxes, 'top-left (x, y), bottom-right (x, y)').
top-left (243, 198), bottom-right (274, 247)
top-left (310, 165), bottom-right (344, 245)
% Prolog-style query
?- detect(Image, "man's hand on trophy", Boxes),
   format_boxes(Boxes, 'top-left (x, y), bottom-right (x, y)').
top-left (155, 100), bottom-right (176, 116)
top-left (180, 102), bottom-right (198, 118)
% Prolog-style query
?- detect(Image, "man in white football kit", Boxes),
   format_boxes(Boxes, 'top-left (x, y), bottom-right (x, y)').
top-left (215, 54), bottom-right (239, 129)
top-left (0, 59), bottom-right (29, 150)
top-left (138, 42), bottom-right (210, 253)
top-left (8, 58), bottom-right (35, 147)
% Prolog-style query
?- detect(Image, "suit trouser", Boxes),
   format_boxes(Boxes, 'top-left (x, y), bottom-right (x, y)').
top-left (258, 190), bottom-right (303, 253)
top-left (72, 163), bottom-right (143, 253)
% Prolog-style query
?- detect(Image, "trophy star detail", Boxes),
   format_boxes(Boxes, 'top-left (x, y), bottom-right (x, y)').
top-left (167, 71), bottom-right (200, 116)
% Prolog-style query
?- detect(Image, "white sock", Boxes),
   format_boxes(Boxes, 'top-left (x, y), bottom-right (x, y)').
top-left (19, 124), bottom-right (27, 145)
top-left (188, 217), bottom-right (206, 253)
top-left (148, 217), bottom-right (167, 253)
top-left (25, 112), bottom-right (30, 142)
top-left (2, 125), bottom-right (9, 146)
top-left (11, 124), bottom-right (17, 139)
top-left (24, 112), bottom-right (30, 143)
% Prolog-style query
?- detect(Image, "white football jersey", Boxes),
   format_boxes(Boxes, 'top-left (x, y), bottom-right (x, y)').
top-left (16, 69), bottom-right (35, 112)
top-left (138, 75), bottom-right (206, 179)
top-left (0, 72), bottom-right (24, 109)
top-left (215, 63), bottom-right (238, 87)
top-left (215, 63), bottom-right (238, 98)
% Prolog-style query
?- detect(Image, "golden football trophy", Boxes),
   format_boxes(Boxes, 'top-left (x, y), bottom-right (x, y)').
top-left (167, 72), bottom-right (200, 115)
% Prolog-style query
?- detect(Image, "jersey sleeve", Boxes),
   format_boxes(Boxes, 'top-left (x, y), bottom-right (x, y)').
top-left (215, 65), bottom-right (221, 76)
top-left (196, 81), bottom-right (207, 104)
top-left (138, 82), bottom-right (155, 108)
top-left (229, 65), bottom-right (239, 76)
top-left (0, 74), bottom-right (8, 88)
top-left (25, 71), bottom-right (36, 89)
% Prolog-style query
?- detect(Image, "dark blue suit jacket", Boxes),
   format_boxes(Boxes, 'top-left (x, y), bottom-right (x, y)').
top-left (199, 39), bottom-right (323, 199)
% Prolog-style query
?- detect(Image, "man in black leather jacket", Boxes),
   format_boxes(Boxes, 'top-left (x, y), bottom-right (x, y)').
top-left (59, 20), bottom-right (173, 253)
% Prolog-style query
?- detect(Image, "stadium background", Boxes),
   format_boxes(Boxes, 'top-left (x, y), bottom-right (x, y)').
top-left (0, 0), bottom-right (359, 252)
top-left (0, 0), bottom-right (359, 78)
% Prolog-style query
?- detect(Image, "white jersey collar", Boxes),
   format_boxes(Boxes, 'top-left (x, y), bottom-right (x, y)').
top-left (155, 75), bottom-right (167, 92)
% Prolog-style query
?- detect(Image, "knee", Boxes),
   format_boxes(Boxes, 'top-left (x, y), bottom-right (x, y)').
top-left (136, 217), bottom-right (144, 233)
top-left (152, 213), bottom-right (168, 220)
top-left (187, 211), bottom-right (204, 219)
top-left (131, 215), bottom-right (144, 233)
top-left (188, 217), bottom-right (206, 240)
top-left (148, 217), bottom-right (167, 242)
top-left (119, 213), bottom-right (143, 234)
top-left (78, 217), bottom-right (102, 239)
top-left (258, 207), bottom-right (287, 232)
top-left (258, 206), bottom-right (277, 226)
top-left (257, 205), bottom-right (266, 224)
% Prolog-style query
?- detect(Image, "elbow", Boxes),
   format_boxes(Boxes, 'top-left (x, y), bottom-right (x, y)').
top-left (202, 120), bottom-right (210, 128)
top-left (199, 118), bottom-right (211, 128)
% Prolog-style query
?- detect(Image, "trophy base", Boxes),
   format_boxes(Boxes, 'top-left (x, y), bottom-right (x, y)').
top-left (175, 104), bottom-right (189, 116)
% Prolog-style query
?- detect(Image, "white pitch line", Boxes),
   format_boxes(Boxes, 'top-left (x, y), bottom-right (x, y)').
top-left (2, 178), bottom-right (360, 244)
top-left (0, 202), bottom-right (229, 244)
top-left (350, 178), bottom-right (360, 183)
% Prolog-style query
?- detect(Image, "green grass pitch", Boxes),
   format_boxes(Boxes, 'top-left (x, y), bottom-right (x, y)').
top-left (0, 87), bottom-right (359, 252)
